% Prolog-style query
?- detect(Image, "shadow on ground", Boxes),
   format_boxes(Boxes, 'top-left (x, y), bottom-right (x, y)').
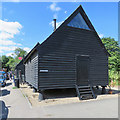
top-left (93, 87), bottom-right (120, 96)
top-left (1, 89), bottom-right (10, 97)
top-left (0, 100), bottom-right (9, 120)
top-left (43, 88), bottom-right (77, 99)
top-left (6, 82), bottom-right (12, 87)
top-left (42, 87), bottom-right (120, 99)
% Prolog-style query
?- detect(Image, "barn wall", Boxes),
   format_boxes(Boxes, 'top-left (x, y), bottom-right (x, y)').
top-left (15, 60), bottom-right (25, 83)
top-left (38, 27), bottom-right (108, 90)
top-left (25, 51), bottom-right (38, 89)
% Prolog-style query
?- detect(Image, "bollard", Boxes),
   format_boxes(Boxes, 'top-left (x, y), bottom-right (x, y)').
top-left (38, 92), bottom-right (43, 102)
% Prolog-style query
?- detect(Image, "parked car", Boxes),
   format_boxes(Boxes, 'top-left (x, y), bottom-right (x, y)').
top-left (0, 71), bottom-right (6, 87)
top-left (0, 100), bottom-right (8, 119)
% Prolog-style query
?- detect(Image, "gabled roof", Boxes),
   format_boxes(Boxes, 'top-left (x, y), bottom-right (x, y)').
top-left (59, 5), bottom-right (96, 31)
top-left (64, 5), bottom-right (110, 56)
top-left (38, 5), bottom-right (110, 56)
top-left (23, 5), bottom-right (110, 62)
top-left (23, 42), bottom-right (40, 64)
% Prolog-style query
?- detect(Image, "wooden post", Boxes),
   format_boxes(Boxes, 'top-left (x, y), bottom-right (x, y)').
top-left (101, 86), bottom-right (106, 94)
top-left (33, 88), bottom-right (37, 93)
top-left (38, 90), bottom-right (44, 102)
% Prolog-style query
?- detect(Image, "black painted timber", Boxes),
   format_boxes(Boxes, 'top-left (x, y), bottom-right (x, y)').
top-left (23, 5), bottom-right (109, 91)
top-left (15, 59), bottom-right (25, 83)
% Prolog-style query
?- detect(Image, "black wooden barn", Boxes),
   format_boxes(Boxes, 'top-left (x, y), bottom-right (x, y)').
top-left (23, 5), bottom-right (110, 100)
top-left (15, 59), bottom-right (25, 83)
top-left (15, 43), bottom-right (40, 84)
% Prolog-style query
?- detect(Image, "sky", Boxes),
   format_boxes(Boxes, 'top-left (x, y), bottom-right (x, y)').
top-left (0, 2), bottom-right (118, 56)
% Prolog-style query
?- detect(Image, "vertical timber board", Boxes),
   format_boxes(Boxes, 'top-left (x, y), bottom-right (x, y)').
top-left (76, 55), bottom-right (90, 86)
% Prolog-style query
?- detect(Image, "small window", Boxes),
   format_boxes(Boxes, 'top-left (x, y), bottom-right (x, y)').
top-left (67, 13), bottom-right (90, 30)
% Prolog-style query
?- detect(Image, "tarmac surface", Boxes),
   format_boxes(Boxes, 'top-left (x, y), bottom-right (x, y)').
top-left (0, 80), bottom-right (119, 118)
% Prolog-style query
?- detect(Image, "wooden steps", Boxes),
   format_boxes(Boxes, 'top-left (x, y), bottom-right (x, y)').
top-left (75, 85), bottom-right (96, 100)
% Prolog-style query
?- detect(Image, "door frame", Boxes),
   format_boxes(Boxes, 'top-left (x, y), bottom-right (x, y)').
top-left (75, 54), bottom-right (90, 86)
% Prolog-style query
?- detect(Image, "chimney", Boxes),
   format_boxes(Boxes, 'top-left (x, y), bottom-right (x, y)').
top-left (53, 19), bottom-right (56, 31)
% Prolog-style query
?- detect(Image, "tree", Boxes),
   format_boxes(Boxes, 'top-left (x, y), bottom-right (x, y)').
top-left (6, 56), bottom-right (15, 71)
top-left (13, 48), bottom-right (27, 66)
top-left (1, 48), bottom-right (28, 71)
top-left (102, 37), bottom-right (120, 72)
top-left (101, 37), bottom-right (120, 85)
top-left (1, 55), bottom-right (9, 68)
top-left (14, 48), bottom-right (27, 57)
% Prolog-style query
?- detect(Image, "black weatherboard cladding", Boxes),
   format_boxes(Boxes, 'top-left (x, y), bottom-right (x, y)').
top-left (24, 43), bottom-right (40, 89)
top-left (15, 59), bottom-right (25, 83)
top-left (24, 5), bottom-right (109, 91)
top-left (38, 26), bottom-right (108, 90)
top-left (25, 51), bottom-right (38, 89)
top-left (76, 55), bottom-right (90, 86)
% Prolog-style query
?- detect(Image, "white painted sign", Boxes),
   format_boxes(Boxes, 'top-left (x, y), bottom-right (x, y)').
top-left (40, 70), bottom-right (48, 72)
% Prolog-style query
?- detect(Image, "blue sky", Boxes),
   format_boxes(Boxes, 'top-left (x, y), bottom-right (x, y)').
top-left (0, 2), bottom-right (118, 56)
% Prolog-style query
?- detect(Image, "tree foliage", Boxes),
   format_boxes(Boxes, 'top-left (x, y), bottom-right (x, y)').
top-left (1, 47), bottom-right (28, 71)
top-left (6, 56), bottom-right (15, 70)
top-left (101, 37), bottom-right (120, 85)
top-left (1, 55), bottom-right (9, 68)
top-left (14, 48), bottom-right (27, 57)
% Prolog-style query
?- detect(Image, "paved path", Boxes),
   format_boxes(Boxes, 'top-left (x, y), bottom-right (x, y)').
top-left (0, 80), bottom-right (119, 118)
top-left (0, 81), bottom-right (45, 118)
top-left (44, 97), bottom-right (118, 118)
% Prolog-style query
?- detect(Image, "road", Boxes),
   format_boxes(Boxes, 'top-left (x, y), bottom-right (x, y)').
top-left (0, 80), bottom-right (119, 118)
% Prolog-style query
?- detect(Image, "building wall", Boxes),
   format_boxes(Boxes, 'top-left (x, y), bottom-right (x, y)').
top-left (15, 60), bottom-right (25, 83)
top-left (38, 26), bottom-right (108, 90)
top-left (25, 51), bottom-right (38, 89)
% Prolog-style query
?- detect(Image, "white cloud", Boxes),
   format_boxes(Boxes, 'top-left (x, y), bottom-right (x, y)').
top-left (5, 47), bottom-right (31, 56)
top-left (99, 34), bottom-right (104, 38)
top-left (0, 20), bottom-right (29, 56)
top-left (53, 13), bottom-right (58, 19)
top-left (6, 52), bottom-right (15, 57)
top-left (23, 47), bottom-right (31, 53)
top-left (0, 20), bottom-right (22, 45)
top-left (0, 19), bottom-right (22, 47)
top-left (0, 50), bottom-right (3, 53)
top-left (49, 21), bottom-right (63, 29)
top-left (0, 40), bottom-right (21, 46)
top-left (0, 20), bottom-right (22, 35)
top-left (64, 11), bottom-right (67, 14)
top-left (0, 32), bottom-right (14, 39)
top-left (0, 46), bottom-right (17, 52)
top-left (49, 3), bottom-right (61, 12)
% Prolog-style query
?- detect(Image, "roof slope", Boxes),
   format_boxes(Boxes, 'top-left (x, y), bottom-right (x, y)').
top-left (24, 5), bottom-right (110, 63)
top-left (22, 42), bottom-right (40, 64)
top-left (39, 5), bottom-right (110, 56)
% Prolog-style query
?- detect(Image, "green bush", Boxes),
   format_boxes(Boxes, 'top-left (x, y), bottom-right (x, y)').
top-left (102, 37), bottom-right (120, 86)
